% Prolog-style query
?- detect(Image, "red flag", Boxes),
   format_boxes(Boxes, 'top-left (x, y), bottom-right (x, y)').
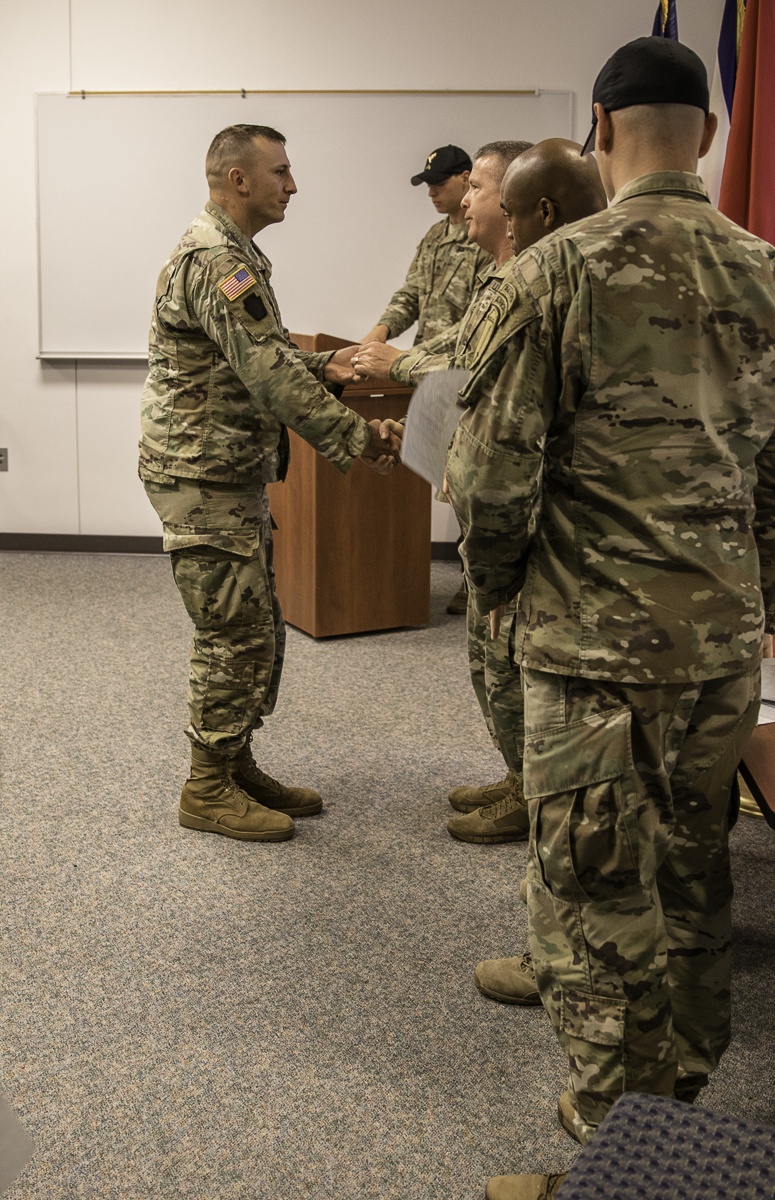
top-left (718, 0), bottom-right (775, 244)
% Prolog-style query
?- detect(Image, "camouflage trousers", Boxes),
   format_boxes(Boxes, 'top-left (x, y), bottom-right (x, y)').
top-left (467, 596), bottom-right (524, 776)
top-left (144, 478), bottom-right (284, 756)
top-left (521, 666), bottom-right (760, 1142)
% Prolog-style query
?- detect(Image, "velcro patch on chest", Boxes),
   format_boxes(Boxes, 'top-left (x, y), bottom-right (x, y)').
top-left (218, 266), bottom-right (257, 301)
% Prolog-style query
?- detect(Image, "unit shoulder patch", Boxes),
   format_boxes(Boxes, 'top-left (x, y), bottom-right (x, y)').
top-left (494, 279), bottom-right (518, 309)
top-left (243, 293), bottom-right (268, 322)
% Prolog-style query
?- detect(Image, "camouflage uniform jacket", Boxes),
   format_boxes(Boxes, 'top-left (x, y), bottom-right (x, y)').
top-left (446, 172), bottom-right (775, 684)
top-left (139, 201), bottom-right (370, 484)
top-left (389, 260), bottom-right (505, 385)
top-left (378, 217), bottom-right (491, 344)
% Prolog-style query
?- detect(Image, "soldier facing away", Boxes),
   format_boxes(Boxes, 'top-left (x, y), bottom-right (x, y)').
top-left (139, 124), bottom-right (397, 843)
top-left (445, 39), bottom-right (775, 1200)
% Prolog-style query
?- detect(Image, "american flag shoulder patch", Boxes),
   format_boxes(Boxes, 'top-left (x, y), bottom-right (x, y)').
top-left (218, 266), bottom-right (256, 301)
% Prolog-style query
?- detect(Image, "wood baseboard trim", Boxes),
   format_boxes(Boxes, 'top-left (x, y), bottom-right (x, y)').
top-left (1, 533), bottom-right (459, 561)
top-left (431, 541), bottom-right (461, 561)
top-left (0, 533), bottom-right (164, 554)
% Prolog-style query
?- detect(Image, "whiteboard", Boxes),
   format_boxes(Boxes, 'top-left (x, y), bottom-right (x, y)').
top-left (36, 91), bottom-right (572, 359)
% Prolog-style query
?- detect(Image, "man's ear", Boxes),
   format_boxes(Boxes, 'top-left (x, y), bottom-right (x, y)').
top-left (228, 166), bottom-right (248, 194)
top-left (539, 197), bottom-right (556, 229)
top-left (594, 103), bottom-right (613, 154)
top-left (699, 111), bottom-right (719, 160)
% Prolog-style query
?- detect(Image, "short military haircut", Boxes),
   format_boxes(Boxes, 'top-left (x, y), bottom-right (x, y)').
top-left (205, 124), bottom-right (286, 184)
top-left (474, 140), bottom-right (534, 170)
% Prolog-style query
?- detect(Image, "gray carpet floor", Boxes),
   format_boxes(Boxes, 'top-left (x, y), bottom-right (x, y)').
top-left (1, 553), bottom-right (773, 1199)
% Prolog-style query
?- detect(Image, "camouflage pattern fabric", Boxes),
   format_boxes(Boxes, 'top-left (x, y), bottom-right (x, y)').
top-left (390, 261), bottom-right (505, 386)
top-left (145, 478), bottom-right (283, 755)
top-left (388, 259), bottom-right (526, 774)
top-left (378, 217), bottom-right (491, 345)
top-left (445, 171), bottom-right (775, 1137)
top-left (139, 200), bottom-right (375, 757)
top-left (522, 666), bottom-right (759, 1141)
top-left (446, 172), bottom-right (775, 680)
top-left (466, 596), bottom-right (523, 776)
top-left (389, 256), bottom-right (525, 774)
top-left (139, 200), bottom-right (370, 486)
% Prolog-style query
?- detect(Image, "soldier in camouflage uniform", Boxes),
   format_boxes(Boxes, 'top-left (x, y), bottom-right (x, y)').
top-left (139, 124), bottom-right (396, 843)
top-left (360, 143), bottom-right (491, 616)
top-left (355, 143), bottom-right (606, 866)
top-left (445, 40), bottom-right (775, 1200)
top-left (357, 141), bottom-right (532, 843)
top-left (360, 144), bottom-right (490, 348)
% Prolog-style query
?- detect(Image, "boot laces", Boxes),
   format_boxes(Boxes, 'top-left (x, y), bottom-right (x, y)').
top-left (482, 788), bottom-right (525, 820)
top-left (237, 756), bottom-right (279, 793)
top-left (481, 774), bottom-right (511, 799)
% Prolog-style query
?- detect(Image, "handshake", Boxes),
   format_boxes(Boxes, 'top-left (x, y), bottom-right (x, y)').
top-left (362, 418), bottom-right (404, 474)
top-left (323, 340), bottom-right (404, 387)
top-left (322, 342), bottom-right (406, 474)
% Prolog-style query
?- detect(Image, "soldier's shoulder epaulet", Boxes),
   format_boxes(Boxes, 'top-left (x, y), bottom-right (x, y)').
top-left (559, 204), bottom-right (628, 252)
top-left (186, 209), bottom-right (234, 250)
top-left (511, 248), bottom-right (553, 302)
top-left (172, 227), bottom-right (237, 280)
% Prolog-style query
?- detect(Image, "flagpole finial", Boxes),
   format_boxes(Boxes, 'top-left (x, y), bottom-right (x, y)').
top-left (652, 0), bottom-right (679, 40)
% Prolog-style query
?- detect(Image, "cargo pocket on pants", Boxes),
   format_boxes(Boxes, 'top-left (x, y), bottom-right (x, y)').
top-left (197, 655), bottom-right (256, 735)
top-left (172, 546), bottom-right (270, 738)
top-left (524, 705), bottom-right (641, 903)
top-left (561, 987), bottom-right (626, 1047)
top-left (560, 987), bottom-right (627, 1099)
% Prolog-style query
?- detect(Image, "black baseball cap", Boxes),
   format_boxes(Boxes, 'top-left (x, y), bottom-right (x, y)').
top-left (411, 144), bottom-right (472, 186)
top-left (581, 36), bottom-right (710, 155)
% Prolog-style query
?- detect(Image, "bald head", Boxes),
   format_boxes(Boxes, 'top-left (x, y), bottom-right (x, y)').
top-left (500, 138), bottom-right (607, 254)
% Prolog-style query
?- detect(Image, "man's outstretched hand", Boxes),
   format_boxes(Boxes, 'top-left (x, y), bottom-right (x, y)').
top-left (361, 419), bottom-right (403, 474)
top-left (323, 345), bottom-right (360, 386)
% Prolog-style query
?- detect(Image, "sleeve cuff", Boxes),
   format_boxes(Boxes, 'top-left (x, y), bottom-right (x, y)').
top-left (349, 415), bottom-right (372, 458)
top-left (388, 354), bottom-right (413, 386)
top-left (298, 349), bottom-right (335, 381)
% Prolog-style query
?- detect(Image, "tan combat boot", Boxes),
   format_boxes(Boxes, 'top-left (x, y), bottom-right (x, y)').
top-left (475, 951), bottom-right (541, 1006)
top-left (447, 778), bottom-right (529, 843)
top-left (232, 744), bottom-right (323, 816)
top-left (179, 745), bottom-right (295, 841)
top-left (485, 1172), bottom-right (567, 1199)
top-left (448, 769), bottom-right (517, 814)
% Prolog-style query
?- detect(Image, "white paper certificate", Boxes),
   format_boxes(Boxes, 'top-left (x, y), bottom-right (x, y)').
top-left (400, 368), bottom-right (471, 491)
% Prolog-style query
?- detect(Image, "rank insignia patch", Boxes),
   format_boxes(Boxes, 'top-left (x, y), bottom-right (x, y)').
top-left (219, 266), bottom-right (256, 301)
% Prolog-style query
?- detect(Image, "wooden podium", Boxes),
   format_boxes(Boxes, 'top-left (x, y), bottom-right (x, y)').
top-left (266, 334), bottom-right (431, 638)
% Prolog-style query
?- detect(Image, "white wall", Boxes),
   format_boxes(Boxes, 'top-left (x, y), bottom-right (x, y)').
top-left (0, 0), bottom-right (724, 541)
